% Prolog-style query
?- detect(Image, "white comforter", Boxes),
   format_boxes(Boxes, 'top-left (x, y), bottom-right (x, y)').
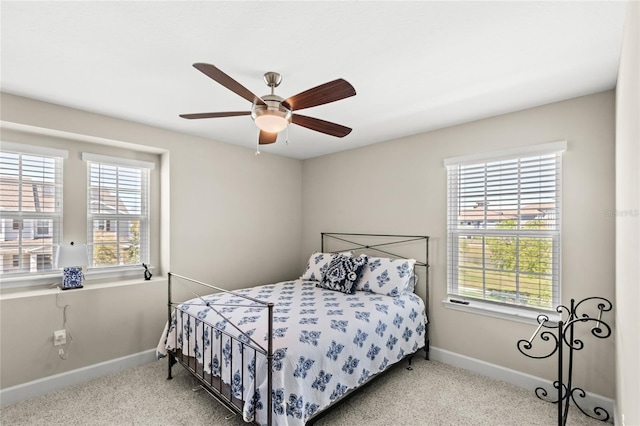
top-left (157, 279), bottom-right (426, 426)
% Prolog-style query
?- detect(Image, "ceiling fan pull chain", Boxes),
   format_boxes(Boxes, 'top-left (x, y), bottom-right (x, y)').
top-left (255, 130), bottom-right (261, 156)
top-left (286, 126), bottom-right (290, 145)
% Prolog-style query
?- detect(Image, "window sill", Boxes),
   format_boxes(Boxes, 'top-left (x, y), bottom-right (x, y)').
top-left (1, 275), bottom-right (165, 300)
top-left (442, 298), bottom-right (560, 325)
top-left (84, 265), bottom-right (156, 283)
top-left (0, 266), bottom-right (156, 291)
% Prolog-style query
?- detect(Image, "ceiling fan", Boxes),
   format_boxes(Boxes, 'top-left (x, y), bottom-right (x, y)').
top-left (179, 63), bottom-right (356, 146)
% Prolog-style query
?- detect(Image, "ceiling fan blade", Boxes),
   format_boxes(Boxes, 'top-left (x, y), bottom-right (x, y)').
top-left (282, 79), bottom-right (356, 111)
top-left (179, 111), bottom-right (251, 119)
top-left (193, 63), bottom-right (266, 106)
top-left (292, 114), bottom-right (352, 138)
top-left (259, 130), bottom-right (278, 145)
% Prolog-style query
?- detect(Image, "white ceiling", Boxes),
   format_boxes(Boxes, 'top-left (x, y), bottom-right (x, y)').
top-left (0, 1), bottom-right (628, 159)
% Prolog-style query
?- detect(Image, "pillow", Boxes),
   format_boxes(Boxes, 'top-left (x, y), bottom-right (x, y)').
top-left (356, 257), bottom-right (416, 296)
top-left (300, 252), bottom-right (352, 281)
top-left (406, 273), bottom-right (419, 294)
top-left (316, 254), bottom-right (368, 294)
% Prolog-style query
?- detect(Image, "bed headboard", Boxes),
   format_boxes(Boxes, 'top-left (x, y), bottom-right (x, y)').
top-left (320, 232), bottom-right (430, 309)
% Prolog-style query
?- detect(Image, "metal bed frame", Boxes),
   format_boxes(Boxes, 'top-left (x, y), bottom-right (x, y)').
top-left (165, 232), bottom-right (430, 425)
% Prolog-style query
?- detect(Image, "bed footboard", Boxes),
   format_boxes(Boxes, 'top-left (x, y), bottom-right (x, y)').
top-left (165, 272), bottom-right (274, 425)
top-left (170, 350), bottom-right (246, 414)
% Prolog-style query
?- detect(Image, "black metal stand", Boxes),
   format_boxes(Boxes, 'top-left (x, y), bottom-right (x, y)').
top-left (517, 297), bottom-right (613, 426)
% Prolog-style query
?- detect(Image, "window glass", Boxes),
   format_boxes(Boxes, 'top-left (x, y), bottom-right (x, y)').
top-left (86, 158), bottom-right (151, 269)
top-left (0, 147), bottom-right (64, 277)
top-left (446, 143), bottom-right (565, 311)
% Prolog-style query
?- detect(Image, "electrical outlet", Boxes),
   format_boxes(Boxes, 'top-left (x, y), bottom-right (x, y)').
top-left (53, 329), bottom-right (66, 346)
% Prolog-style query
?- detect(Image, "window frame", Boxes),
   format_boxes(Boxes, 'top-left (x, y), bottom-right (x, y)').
top-left (0, 141), bottom-right (67, 280)
top-left (82, 153), bottom-right (154, 273)
top-left (444, 141), bottom-right (567, 322)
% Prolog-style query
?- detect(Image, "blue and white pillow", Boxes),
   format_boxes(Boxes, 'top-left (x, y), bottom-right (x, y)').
top-left (300, 252), bottom-right (352, 282)
top-left (317, 254), bottom-right (368, 294)
top-left (356, 257), bottom-right (416, 296)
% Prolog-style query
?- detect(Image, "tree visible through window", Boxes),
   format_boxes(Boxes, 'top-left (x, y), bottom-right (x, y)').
top-left (446, 142), bottom-right (565, 311)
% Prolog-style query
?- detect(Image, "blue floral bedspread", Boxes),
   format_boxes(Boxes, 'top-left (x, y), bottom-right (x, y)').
top-left (157, 279), bottom-right (427, 426)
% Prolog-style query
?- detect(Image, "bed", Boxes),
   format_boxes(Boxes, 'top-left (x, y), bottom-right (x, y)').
top-left (157, 233), bottom-right (430, 426)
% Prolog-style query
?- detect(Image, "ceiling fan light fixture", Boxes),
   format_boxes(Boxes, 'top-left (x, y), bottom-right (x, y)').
top-left (252, 96), bottom-right (292, 133)
top-left (254, 111), bottom-right (290, 133)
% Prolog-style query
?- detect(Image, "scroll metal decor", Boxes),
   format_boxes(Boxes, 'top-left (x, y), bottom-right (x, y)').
top-left (517, 297), bottom-right (613, 425)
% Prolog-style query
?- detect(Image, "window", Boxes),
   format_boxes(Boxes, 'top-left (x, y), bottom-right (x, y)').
top-left (83, 153), bottom-right (154, 270)
top-left (36, 253), bottom-right (52, 271)
top-left (0, 142), bottom-right (67, 277)
top-left (445, 141), bottom-right (566, 312)
top-left (36, 219), bottom-right (51, 237)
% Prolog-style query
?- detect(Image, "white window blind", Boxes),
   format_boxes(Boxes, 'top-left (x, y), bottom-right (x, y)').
top-left (446, 141), bottom-right (566, 311)
top-left (0, 142), bottom-right (67, 277)
top-left (83, 153), bottom-right (153, 269)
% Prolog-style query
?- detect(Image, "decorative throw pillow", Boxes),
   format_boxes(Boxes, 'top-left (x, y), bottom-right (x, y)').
top-left (356, 257), bottom-right (416, 296)
top-left (317, 254), bottom-right (368, 294)
top-left (300, 252), bottom-right (352, 282)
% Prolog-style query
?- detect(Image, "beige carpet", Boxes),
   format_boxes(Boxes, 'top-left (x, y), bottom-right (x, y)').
top-left (0, 357), bottom-right (610, 425)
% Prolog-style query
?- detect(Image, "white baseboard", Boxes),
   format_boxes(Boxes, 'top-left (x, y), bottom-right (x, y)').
top-left (0, 349), bottom-right (157, 408)
top-left (429, 346), bottom-right (615, 421)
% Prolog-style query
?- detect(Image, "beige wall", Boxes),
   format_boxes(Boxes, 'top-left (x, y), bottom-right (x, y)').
top-left (302, 91), bottom-right (616, 398)
top-left (615, 1), bottom-right (640, 424)
top-left (0, 93), bottom-right (303, 388)
top-left (1, 279), bottom-right (169, 386)
top-left (0, 87), bottom-right (622, 403)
